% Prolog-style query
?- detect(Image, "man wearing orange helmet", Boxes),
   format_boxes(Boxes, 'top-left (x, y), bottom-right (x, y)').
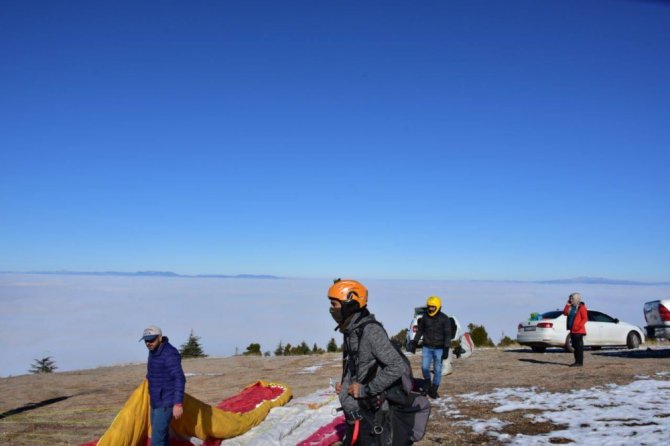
top-left (328, 278), bottom-right (408, 445)
top-left (411, 296), bottom-right (452, 399)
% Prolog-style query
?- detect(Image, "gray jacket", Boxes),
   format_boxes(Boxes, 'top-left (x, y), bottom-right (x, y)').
top-left (339, 311), bottom-right (408, 413)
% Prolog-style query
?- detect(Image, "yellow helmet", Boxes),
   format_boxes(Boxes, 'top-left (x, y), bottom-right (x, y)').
top-left (328, 279), bottom-right (368, 308)
top-left (426, 296), bottom-right (441, 316)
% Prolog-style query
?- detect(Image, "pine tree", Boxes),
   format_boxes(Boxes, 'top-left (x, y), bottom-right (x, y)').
top-left (179, 329), bottom-right (208, 358)
top-left (274, 341), bottom-right (284, 356)
top-left (468, 323), bottom-right (495, 347)
top-left (327, 337), bottom-right (339, 352)
top-left (391, 328), bottom-right (409, 349)
top-left (29, 356), bottom-right (57, 374)
top-left (244, 343), bottom-right (262, 356)
top-left (297, 341), bottom-right (310, 355)
top-left (498, 333), bottom-right (516, 347)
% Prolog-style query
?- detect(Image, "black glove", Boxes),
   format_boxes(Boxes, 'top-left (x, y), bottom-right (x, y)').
top-left (408, 340), bottom-right (417, 354)
top-left (441, 348), bottom-right (449, 360)
top-left (344, 410), bottom-right (363, 423)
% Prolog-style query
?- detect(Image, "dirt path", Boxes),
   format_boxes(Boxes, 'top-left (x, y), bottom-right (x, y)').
top-left (1, 347), bottom-right (668, 445)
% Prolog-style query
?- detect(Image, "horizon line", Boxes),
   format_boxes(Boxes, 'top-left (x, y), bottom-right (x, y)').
top-left (0, 270), bottom-right (669, 286)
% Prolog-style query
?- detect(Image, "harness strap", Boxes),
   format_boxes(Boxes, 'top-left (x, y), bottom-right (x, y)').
top-left (352, 419), bottom-right (360, 445)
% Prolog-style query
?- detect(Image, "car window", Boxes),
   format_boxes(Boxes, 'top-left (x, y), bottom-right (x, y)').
top-left (541, 311), bottom-right (563, 319)
top-left (588, 311), bottom-right (616, 323)
top-left (414, 307), bottom-right (427, 317)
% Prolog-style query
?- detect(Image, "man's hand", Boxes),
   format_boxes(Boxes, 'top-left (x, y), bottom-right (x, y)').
top-left (408, 340), bottom-right (417, 354)
top-left (173, 404), bottom-right (183, 419)
top-left (441, 349), bottom-right (449, 360)
top-left (347, 382), bottom-right (361, 398)
top-left (335, 382), bottom-right (342, 393)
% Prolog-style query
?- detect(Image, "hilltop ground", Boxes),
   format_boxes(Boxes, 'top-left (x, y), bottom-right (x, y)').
top-left (1, 346), bottom-right (669, 445)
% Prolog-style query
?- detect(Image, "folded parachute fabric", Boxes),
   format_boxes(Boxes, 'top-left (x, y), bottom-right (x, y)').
top-left (82, 380), bottom-right (292, 446)
top-left (218, 386), bottom-right (344, 445)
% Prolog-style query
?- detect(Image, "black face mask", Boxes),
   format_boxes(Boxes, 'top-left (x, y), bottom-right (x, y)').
top-left (330, 307), bottom-right (343, 324)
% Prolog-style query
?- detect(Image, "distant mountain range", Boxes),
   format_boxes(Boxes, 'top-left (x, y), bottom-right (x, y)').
top-left (535, 276), bottom-right (670, 286)
top-left (0, 271), bottom-right (667, 285)
top-left (1, 270), bottom-right (281, 279)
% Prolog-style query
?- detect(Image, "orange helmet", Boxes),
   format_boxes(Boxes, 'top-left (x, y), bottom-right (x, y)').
top-left (328, 279), bottom-right (368, 308)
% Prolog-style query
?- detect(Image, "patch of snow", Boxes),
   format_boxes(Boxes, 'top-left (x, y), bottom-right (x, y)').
top-left (458, 377), bottom-right (670, 445)
top-left (470, 417), bottom-right (508, 434)
top-left (298, 364), bottom-right (324, 374)
top-left (435, 394), bottom-right (465, 419)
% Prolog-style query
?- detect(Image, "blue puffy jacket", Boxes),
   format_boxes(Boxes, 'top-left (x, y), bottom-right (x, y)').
top-left (146, 337), bottom-right (186, 408)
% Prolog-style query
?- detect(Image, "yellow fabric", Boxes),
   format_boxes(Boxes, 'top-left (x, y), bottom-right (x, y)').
top-left (95, 380), bottom-right (151, 446)
top-left (94, 380), bottom-right (292, 446)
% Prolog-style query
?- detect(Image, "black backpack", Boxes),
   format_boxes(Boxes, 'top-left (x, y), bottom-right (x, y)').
top-left (346, 320), bottom-right (431, 443)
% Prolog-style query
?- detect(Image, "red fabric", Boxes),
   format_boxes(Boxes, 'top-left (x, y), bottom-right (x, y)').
top-left (216, 382), bottom-right (285, 414)
top-left (296, 415), bottom-right (346, 446)
top-left (563, 303), bottom-right (588, 334)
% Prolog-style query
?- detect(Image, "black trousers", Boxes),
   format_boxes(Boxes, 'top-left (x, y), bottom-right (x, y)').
top-left (570, 333), bottom-right (584, 365)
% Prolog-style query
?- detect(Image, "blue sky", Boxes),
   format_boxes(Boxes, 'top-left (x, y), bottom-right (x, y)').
top-left (1, 0), bottom-right (669, 281)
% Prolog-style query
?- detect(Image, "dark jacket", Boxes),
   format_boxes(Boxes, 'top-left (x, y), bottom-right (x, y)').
top-left (339, 310), bottom-right (408, 414)
top-left (415, 312), bottom-right (451, 349)
top-left (146, 337), bottom-right (186, 408)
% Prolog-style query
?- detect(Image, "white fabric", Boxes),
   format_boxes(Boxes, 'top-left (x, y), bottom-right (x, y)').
top-left (220, 386), bottom-right (341, 446)
top-left (440, 329), bottom-right (474, 375)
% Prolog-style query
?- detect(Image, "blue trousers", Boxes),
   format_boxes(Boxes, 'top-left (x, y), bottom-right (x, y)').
top-left (150, 406), bottom-right (173, 446)
top-left (422, 346), bottom-right (443, 387)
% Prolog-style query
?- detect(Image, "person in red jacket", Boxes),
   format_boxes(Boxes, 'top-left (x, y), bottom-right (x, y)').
top-left (563, 293), bottom-right (588, 367)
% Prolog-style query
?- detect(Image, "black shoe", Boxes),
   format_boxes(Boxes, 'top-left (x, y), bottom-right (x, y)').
top-left (569, 363), bottom-right (583, 367)
top-left (428, 384), bottom-right (440, 399)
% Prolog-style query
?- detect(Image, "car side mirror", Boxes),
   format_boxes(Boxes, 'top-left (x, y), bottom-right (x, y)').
top-left (614, 318), bottom-right (619, 323)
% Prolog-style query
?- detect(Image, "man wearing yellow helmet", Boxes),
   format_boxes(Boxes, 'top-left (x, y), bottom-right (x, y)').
top-left (327, 279), bottom-right (408, 445)
top-left (411, 296), bottom-right (452, 399)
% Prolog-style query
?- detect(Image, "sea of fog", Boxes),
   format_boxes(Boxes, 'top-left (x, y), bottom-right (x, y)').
top-left (1, 274), bottom-right (667, 377)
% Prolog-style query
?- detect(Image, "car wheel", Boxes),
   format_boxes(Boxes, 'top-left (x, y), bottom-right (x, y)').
top-left (626, 332), bottom-right (641, 349)
top-left (531, 346), bottom-right (546, 353)
top-left (564, 335), bottom-right (574, 353)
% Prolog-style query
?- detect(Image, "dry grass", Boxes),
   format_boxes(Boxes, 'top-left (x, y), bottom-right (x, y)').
top-left (1, 347), bottom-right (669, 445)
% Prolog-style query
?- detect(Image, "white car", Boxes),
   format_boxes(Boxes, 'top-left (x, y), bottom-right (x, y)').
top-left (643, 300), bottom-right (670, 339)
top-left (517, 309), bottom-right (645, 353)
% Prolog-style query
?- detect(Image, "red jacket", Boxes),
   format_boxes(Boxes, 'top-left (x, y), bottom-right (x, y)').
top-left (563, 303), bottom-right (587, 334)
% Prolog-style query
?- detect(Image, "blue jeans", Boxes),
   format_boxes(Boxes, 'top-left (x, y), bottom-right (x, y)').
top-left (422, 346), bottom-right (443, 387)
top-left (150, 406), bottom-right (173, 446)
